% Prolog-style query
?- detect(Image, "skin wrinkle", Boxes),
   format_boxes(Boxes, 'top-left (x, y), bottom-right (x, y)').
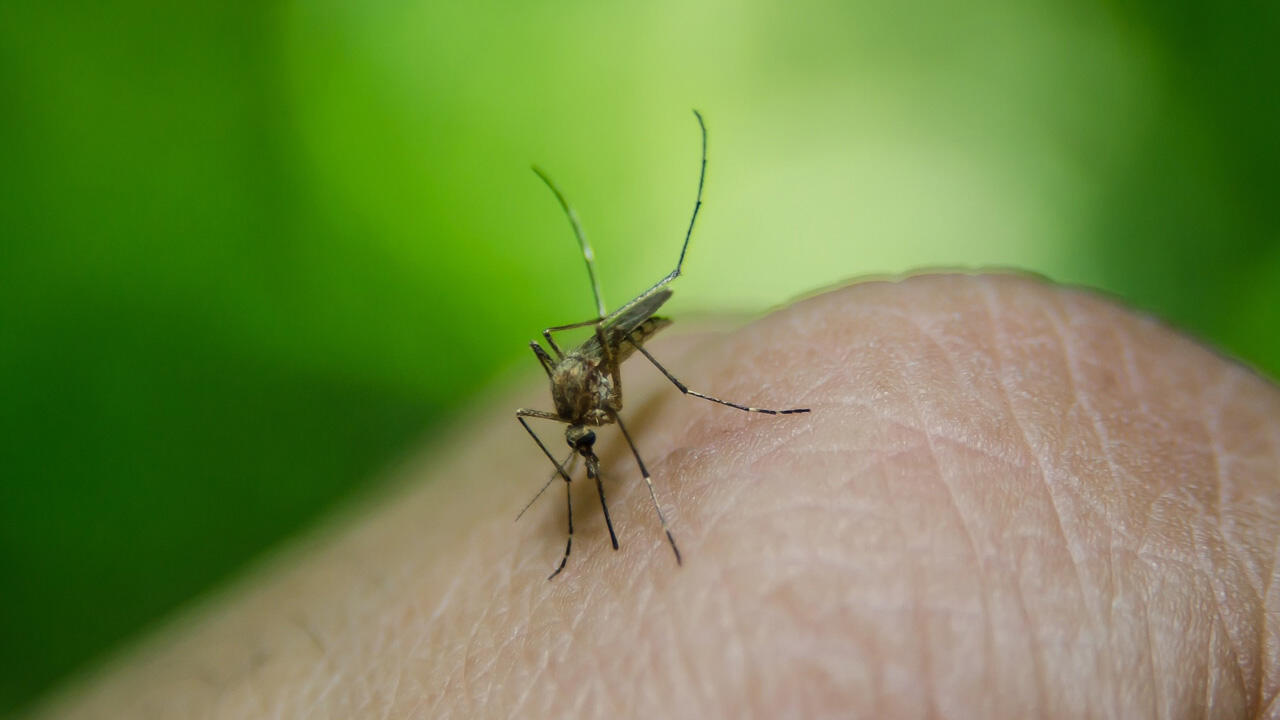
top-left (1265, 402), bottom-right (1280, 708)
top-left (873, 424), bottom-right (939, 720)
top-left (1203, 587), bottom-right (1218, 715)
top-left (1147, 557), bottom-right (1193, 718)
top-left (1204, 367), bottom-right (1261, 706)
top-left (1239, 455), bottom-right (1280, 579)
top-left (1048, 295), bottom-right (1128, 512)
top-left (1045, 295), bottom-right (1129, 710)
top-left (688, 589), bottom-right (726, 714)
top-left (378, 622), bottom-right (409, 712)
top-left (309, 667), bottom-right (344, 717)
top-left (1268, 560), bottom-right (1280, 713)
top-left (1009, 540), bottom-right (1051, 714)
top-left (501, 646), bottom-right (537, 719)
top-left (1265, 541), bottom-right (1280, 715)
top-left (1146, 500), bottom-right (1247, 710)
top-left (893, 314), bottom-right (997, 713)
top-left (647, 607), bottom-right (685, 716)
top-left (547, 584), bottom-right (594, 705)
top-left (1063, 295), bottom-right (1134, 692)
top-left (1213, 379), bottom-right (1280, 702)
top-left (979, 283), bottom-right (1051, 712)
top-left (1207, 371), bottom-right (1239, 517)
top-left (686, 442), bottom-right (771, 552)
top-left (466, 617), bottom-right (505, 694)
top-left (1046, 313), bottom-right (1125, 709)
top-left (506, 658), bottom-right (545, 719)
top-left (725, 579), bottom-right (755, 715)
top-left (1137, 509), bottom-right (1199, 707)
top-left (1211, 578), bottom-right (1245, 715)
top-left (1212, 535), bottom-right (1262, 705)
top-left (585, 645), bottom-right (623, 720)
top-left (458, 578), bottom-right (489, 713)
top-left (645, 591), bottom-right (686, 707)
top-left (1132, 556), bottom-right (1162, 720)
top-left (705, 567), bottom-right (748, 715)
top-left (981, 282), bottom-right (1086, 713)
top-left (1107, 321), bottom-right (1162, 716)
top-left (398, 682), bottom-right (430, 720)
top-left (1204, 375), bottom-right (1241, 615)
top-left (487, 618), bottom-right (524, 709)
top-left (1116, 317), bottom-right (1151, 417)
top-left (564, 673), bottom-right (590, 718)
top-left (1194, 518), bottom-right (1248, 707)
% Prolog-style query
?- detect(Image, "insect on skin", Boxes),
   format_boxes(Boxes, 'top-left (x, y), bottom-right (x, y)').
top-left (516, 110), bottom-right (810, 579)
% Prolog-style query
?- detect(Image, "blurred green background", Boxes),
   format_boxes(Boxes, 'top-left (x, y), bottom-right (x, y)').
top-left (2, 0), bottom-right (1278, 714)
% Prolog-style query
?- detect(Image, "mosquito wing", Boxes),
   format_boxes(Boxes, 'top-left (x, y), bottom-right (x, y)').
top-left (578, 288), bottom-right (673, 362)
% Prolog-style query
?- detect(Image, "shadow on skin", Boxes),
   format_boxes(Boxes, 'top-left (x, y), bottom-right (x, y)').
top-left (29, 273), bottom-right (1280, 719)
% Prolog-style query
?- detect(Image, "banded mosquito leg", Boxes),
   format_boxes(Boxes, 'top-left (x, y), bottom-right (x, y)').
top-left (584, 453), bottom-right (619, 550)
top-left (516, 410), bottom-right (581, 579)
top-left (611, 412), bottom-right (682, 566)
top-left (548, 476), bottom-right (574, 580)
top-left (626, 335), bottom-right (810, 415)
top-left (529, 342), bottom-right (556, 378)
top-left (541, 316), bottom-right (605, 359)
top-left (515, 410), bottom-right (573, 482)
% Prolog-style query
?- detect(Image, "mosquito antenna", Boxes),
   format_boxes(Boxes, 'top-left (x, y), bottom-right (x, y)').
top-left (673, 109), bottom-right (708, 280)
top-left (516, 451), bottom-right (576, 522)
top-left (532, 166), bottom-right (607, 318)
top-left (619, 109), bottom-right (708, 310)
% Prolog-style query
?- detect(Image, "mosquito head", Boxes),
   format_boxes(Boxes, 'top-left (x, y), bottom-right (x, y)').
top-left (566, 425), bottom-right (596, 454)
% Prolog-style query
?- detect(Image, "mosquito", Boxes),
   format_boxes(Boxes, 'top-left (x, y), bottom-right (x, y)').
top-left (516, 110), bottom-right (810, 579)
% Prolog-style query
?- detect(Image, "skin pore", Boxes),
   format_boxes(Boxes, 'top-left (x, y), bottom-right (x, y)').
top-left (28, 274), bottom-right (1280, 719)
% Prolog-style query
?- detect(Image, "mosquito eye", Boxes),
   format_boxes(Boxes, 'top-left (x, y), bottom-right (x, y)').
top-left (566, 426), bottom-right (596, 450)
top-left (571, 429), bottom-right (596, 450)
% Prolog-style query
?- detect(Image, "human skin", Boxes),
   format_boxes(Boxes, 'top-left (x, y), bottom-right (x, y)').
top-left (27, 274), bottom-right (1280, 719)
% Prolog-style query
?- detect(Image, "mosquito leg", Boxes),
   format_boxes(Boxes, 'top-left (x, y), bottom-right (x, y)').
top-left (532, 166), bottom-right (607, 319)
top-left (517, 407), bottom-right (570, 422)
top-left (611, 412), bottom-right (682, 565)
top-left (538, 316), bottom-right (608, 359)
top-left (595, 321), bottom-right (628, 408)
top-left (541, 331), bottom-right (562, 359)
top-left (548, 474), bottom-right (574, 580)
top-left (626, 334), bottom-right (810, 415)
top-left (515, 413), bottom-right (581, 579)
top-left (516, 411), bottom-right (573, 482)
top-left (516, 450), bottom-right (576, 522)
top-left (530, 342), bottom-right (556, 377)
top-left (585, 454), bottom-right (619, 550)
top-left (544, 317), bottom-right (606, 332)
top-left (595, 321), bottom-right (615, 366)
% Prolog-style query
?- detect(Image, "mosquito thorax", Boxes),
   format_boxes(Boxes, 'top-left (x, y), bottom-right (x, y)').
top-left (550, 354), bottom-right (615, 425)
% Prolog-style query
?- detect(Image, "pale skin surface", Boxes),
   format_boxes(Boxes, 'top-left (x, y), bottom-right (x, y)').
top-left (27, 274), bottom-right (1280, 719)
